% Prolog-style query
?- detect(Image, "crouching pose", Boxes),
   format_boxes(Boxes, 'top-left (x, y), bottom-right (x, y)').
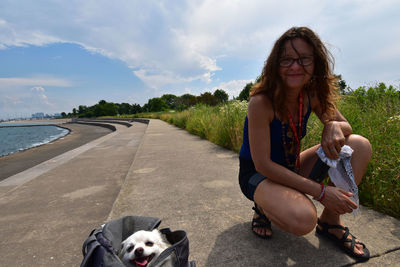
top-left (238, 26), bottom-right (371, 261)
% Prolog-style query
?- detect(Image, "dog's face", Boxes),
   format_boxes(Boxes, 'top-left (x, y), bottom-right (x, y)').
top-left (118, 229), bottom-right (169, 267)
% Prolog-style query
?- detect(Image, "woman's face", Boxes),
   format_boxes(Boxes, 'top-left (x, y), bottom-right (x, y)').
top-left (279, 38), bottom-right (314, 91)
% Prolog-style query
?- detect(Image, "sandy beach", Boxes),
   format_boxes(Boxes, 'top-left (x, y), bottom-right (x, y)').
top-left (0, 123), bottom-right (112, 181)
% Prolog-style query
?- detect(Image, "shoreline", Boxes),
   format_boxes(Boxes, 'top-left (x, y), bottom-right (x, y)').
top-left (0, 124), bottom-right (71, 158)
top-left (2, 118), bottom-right (72, 124)
top-left (0, 123), bottom-right (112, 181)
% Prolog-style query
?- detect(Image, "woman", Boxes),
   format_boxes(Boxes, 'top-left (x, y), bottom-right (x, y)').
top-left (238, 26), bottom-right (371, 261)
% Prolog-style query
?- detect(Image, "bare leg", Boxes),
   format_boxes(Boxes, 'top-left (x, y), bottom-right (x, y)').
top-left (300, 134), bottom-right (372, 256)
top-left (254, 179), bottom-right (318, 236)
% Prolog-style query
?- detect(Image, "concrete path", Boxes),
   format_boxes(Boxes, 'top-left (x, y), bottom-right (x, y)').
top-left (109, 119), bottom-right (400, 267)
top-left (0, 122), bottom-right (147, 266)
top-left (1, 119), bottom-right (399, 266)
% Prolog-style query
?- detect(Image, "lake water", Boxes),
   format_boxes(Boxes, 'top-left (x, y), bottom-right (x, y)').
top-left (0, 123), bottom-right (70, 157)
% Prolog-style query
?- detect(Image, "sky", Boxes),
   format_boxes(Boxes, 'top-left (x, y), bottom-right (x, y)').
top-left (0, 0), bottom-right (399, 119)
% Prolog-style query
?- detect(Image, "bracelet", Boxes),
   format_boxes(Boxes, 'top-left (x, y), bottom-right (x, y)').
top-left (319, 185), bottom-right (326, 202)
top-left (313, 183), bottom-right (326, 202)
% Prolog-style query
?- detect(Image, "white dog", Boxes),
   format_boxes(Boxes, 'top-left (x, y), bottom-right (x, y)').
top-left (118, 229), bottom-right (170, 267)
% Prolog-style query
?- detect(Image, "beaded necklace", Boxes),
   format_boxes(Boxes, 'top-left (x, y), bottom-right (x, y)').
top-left (281, 91), bottom-right (303, 173)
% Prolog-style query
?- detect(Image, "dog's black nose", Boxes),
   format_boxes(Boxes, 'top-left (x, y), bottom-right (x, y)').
top-left (135, 247), bottom-right (143, 257)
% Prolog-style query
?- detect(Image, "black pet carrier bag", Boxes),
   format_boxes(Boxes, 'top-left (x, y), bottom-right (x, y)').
top-left (81, 216), bottom-right (195, 267)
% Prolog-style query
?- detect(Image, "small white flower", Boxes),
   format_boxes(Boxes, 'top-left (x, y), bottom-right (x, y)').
top-left (387, 115), bottom-right (400, 123)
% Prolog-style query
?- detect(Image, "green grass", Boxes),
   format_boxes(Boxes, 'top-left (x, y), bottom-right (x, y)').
top-left (133, 101), bottom-right (248, 152)
top-left (128, 83), bottom-right (400, 218)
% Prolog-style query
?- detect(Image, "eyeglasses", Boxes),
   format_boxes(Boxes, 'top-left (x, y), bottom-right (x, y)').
top-left (279, 56), bottom-right (314, 67)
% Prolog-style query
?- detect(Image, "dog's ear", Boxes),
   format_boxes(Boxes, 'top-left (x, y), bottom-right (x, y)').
top-left (118, 241), bottom-right (125, 258)
top-left (152, 229), bottom-right (164, 240)
top-left (152, 229), bottom-right (170, 248)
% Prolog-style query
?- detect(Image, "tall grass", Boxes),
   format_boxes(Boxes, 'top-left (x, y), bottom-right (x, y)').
top-left (135, 83), bottom-right (400, 218)
top-left (137, 102), bottom-right (248, 152)
top-left (340, 84), bottom-right (400, 217)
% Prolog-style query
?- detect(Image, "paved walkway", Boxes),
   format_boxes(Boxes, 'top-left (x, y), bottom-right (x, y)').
top-left (0, 122), bottom-right (147, 266)
top-left (109, 119), bottom-right (400, 267)
top-left (1, 119), bottom-right (399, 266)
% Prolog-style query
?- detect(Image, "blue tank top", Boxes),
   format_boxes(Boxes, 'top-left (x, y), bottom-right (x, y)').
top-left (239, 98), bottom-right (312, 167)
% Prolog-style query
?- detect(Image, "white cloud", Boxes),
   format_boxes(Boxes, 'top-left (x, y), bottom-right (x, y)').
top-left (0, 86), bottom-right (56, 119)
top-left (30, 86), bottom-right (54, 107)
top-left (211, 79), bottom-right (254, 99)
top-left (0, 77), bottom-right (72, 89)
top-left (0, 0), bottom-right (399, 92)
top-left (31, 86), bottom-right (44, 92)
top-left (0, 77), bottom-right (72, 119)
top-left (0, 18), bottom-right (62, 48)
top-left (0, 0), bottom-right (323, 90)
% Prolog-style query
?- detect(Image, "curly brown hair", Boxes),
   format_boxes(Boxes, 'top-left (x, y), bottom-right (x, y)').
top-left (250, 26), bottom-right (338, 122)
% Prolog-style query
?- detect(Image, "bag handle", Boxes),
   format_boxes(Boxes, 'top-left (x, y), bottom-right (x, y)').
top-left (82, 228), bottom-right (100, 256)
top-left (80, 238), bottom-right (101, 267)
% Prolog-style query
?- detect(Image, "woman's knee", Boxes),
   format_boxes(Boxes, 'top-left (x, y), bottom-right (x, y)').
top-left (286, 205), bottom-right (318, 236)
top-left (347, 134), bottom-right (372, 158)
top-left (265, 199), bottom-right (318, 236)
top-left (346, 134), bottom-right (372, 183)
top-left (255, 180), bottom-right (318, 236)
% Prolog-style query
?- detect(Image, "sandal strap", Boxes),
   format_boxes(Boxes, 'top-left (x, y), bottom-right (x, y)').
top-left (341, 228), bottom-right (356, 251)
top-left (355, 241), bottom-right (366, 248)
top-left (252, 217), bottom-right (271, 228)
top-left (317, 219), bottom-right (346, 233)
top-left (319, 220), bottom-right (367, 249)
top-left (316, 219), bottom-right (370, 260)
top-left (252, 204), bottom-right (264, 217)
top-left (253, 204), bottom-right (270, 220)
top-left (342, 229), bottom-right (366, 249)
top-left (340, 227), bottom-right (350, 242)
top-left (252, 204), bottom-right (271, 229)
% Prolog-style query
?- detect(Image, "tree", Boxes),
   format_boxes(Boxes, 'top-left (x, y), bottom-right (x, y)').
top-left (334, 74), bottom-right (348, 94)
top-left (118, 103), bottom-right (132, 115)
top-left (161, 94), bottom-right (178, 109)
top-left (130, 103), bottom-right (142, 114)
top-left (147, 97), bottom-right (168, 112)
top-left (238, 82), bottom-right (253, 101)
top-left (213, 89), bottom-right (229, 103)
top-left (175, 94), bottom-right (197, 110)
top-left (78, 105), bottom-right (87, 115)
top-left (93, 100), bottom-right (118, 117)
top-left (142, 103), bottom-right (149, 112)
top-left (197, 92), bottom-right (218, 106)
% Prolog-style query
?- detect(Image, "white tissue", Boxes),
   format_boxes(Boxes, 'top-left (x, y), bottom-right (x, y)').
top-left (316, 145), bottom-right (359, 216)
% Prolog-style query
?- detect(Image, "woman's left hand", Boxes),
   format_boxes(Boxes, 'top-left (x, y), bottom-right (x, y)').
top-left (321, 121), bottom-right (345, 159)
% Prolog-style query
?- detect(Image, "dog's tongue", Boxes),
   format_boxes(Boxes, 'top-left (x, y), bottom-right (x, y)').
top-left (135, 258), bottom-right (148, 267)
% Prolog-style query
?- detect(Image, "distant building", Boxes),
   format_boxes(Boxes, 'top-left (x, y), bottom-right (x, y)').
top-left (32, 112), bottom-right (45, 119)
top-left (30, 112), bottom-right (62, 119)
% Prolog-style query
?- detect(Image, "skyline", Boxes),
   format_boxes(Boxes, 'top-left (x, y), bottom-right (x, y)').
top-left (1, 0), bottom-right (399, 119)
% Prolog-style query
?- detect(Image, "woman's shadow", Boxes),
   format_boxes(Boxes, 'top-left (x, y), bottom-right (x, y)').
top-left (205, 222), bottom-right (354, 266)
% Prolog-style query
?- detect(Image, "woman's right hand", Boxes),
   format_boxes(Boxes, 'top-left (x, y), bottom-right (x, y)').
top-left (320, 186), bottom-right (358, 214)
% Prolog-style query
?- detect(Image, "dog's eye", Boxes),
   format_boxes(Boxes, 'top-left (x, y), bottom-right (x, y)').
top-left (127, 245), bottom-right (134, 252)
top-left (145, 241), bottom-right (154, 247)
